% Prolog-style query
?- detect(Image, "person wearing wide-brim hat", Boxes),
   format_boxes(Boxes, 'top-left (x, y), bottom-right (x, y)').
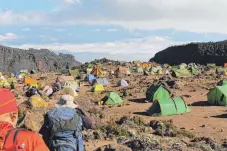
top-left (55, 94), bottom-right (92, 129)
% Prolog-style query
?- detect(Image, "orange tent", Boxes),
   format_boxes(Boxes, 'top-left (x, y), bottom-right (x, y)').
top-left (24, 77), bottom-right (37, 85)
top-left (224, 63), bottom-right (227, 67)
top-left (91, 66), bottom-right (104, 76)
top-left (141, 63), bottom-right (152, 69)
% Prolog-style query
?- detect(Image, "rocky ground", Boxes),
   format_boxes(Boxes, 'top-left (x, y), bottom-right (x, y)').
top-left (13, 62), bottom-right (227, 151)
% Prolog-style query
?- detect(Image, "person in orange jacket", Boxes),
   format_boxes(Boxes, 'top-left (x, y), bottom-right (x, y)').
top-left (0, 88), bottom-right (49, 151)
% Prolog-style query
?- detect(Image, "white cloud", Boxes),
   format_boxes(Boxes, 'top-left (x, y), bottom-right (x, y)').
top-left (0, 33), bottom-right (18, 42)
top-left (38, 35), bottom-right (58, 41)
top-left (42, 27), bottom-right (50, 30)
top-left (62, 0), bottom-right (80, 4)
top-left (0, 10), bottom-right (44, 25)
top-left (1, 0), bottom-right (227, 34)
top-left (22, 28), bottom-right (30, 31)
top-left (106, 28), bottom-right (118, 32)
top-left (14, 36), bottom-right (185, 61)
top-left (55, 28), bottom-right (65, 32)
top-left (50, 38), bottom-right (58, 41)
top-left (93, 29), bottom-right (100, 32)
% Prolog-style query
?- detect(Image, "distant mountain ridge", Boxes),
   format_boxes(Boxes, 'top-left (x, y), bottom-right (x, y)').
top-left (151, 40), bottom-right (227, 65)
top-left (0, 45), bottom-right (80, 72)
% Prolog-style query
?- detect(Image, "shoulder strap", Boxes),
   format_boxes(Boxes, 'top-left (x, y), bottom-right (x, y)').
top-left (3, 128), bottom-right (25, 149)
top-left (13, 129), bottom-right (24, 145)
top-left (3, 128), bottom-right (17, 147)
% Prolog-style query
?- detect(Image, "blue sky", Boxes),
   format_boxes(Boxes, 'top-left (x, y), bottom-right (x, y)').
top-left (1, 0), bottom-right (227, 62)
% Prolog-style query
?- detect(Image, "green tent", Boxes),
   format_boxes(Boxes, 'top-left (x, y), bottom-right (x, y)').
top-left (179, 63), bottom-right (187, 69)
top-left (69, 69), bottom-right (79, 76)
top-left (136, 67), bottom-right (143, 73)
top-left (144, 67), bottom-right (151, 72)
top-left (87, 64), bottom-right (93, 68)
top-left (217, 68), bottom-right (227, 74)
top-left (207, 63), bottom-right (216, 68)
top-left (171, 66), bottom-right (177, 71)
top-left (150, 67), bottom-right (158, 73)
top-left (189, 67), bottom-right (197, 73)
top-left (30, 69), bottom-right (37, 74)
top-left (129, 67), bottom-right (137, 72)
top-left (217, 80), bottom-right (227, 86)
top-left (144, 70), bottom-right (150, 76)
top-left (133, 61), bottom-right (141, 64)
top-left (146, 84), bottom-right (170, 102)
top-left (207, 85), bottom-right (227, 106)
top-left (163, 64), bottom-right (169, 68)
top-left (147, 97), bottom-right (191, 116)
top-left (102, 92), bottom-right (123, 105)
top-left (172, 68), bottom-right (191, 78)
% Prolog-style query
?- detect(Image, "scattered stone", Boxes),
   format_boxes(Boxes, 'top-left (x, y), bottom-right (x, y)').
top-left (95, 144), bottom-right (132, 151)
top-left (192, 137), bottom-right (219, 150)
top-left (201, 124), bottom-right (206, 128)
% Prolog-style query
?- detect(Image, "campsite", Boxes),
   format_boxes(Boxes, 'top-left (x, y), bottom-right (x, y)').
top-left (3, 1), bottom-right (227, 150)
top-left (2, 59), bottom-right (227, 151)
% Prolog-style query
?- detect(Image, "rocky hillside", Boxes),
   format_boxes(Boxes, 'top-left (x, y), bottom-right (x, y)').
top-left (151, 40), bottom-right (227, 65)
top-left (0, 45), bottom-right (80, 72)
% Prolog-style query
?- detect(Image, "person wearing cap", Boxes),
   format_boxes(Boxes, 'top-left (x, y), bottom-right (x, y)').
top-left (0, 88), bottom-right (49, 151)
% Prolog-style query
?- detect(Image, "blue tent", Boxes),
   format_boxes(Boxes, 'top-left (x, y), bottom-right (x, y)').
top-left (86, 74), bottom-right (96, 84)
top-left (92, 78), bottom-right (109, 86)
top-left (117, 79), bottom-right (128, 87)
top-left (14, 72), bottom-right (19, 77)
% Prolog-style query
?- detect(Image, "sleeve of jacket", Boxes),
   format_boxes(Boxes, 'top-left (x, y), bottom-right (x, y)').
top-left (32, 133), bottom-right (50, 151)
top-left (80, 114), bottom-right (92, 129)
top-left (76, 108), bottom-right (92, 129)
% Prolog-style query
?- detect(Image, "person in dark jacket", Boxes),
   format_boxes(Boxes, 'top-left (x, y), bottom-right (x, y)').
top-left (25, 85), bottom-right (42, 98)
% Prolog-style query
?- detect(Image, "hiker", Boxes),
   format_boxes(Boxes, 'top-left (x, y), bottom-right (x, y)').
top-left (53, 82), bottom-right (62, 92)
top-left (0, 73), bottom-right (5, 81)
top-left (1, 82), bottom-right (6, 89)
top-left (0, 88), bottom-right (49, 151)
top-left (40, 94), bottom-right (92, 151)
top-left (56, 77), bottom-right (60, 83)
top-left (25, 85), bottom-right (42, 98)
top-left (165, 69), bottom-right (170, 75)
top-left (10, 82), bottom-right (15, 90)
top-left (122, 88), bottom-right (127, 97)
top-left (17, 75), bottom-right (23, 84)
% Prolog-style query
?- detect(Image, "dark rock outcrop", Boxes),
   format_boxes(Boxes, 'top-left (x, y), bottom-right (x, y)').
top-left (151, 40), bottom-right (227, 65)
top-left (0, 45), bottom-right (80, 72)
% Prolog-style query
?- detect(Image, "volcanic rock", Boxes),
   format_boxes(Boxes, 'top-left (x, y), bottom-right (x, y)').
top-left (151, 40), bottom-right (227, 65)
top-left (0, 45), bottom-right (80, 72)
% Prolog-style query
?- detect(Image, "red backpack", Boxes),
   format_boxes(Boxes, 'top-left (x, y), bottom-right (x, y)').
top-left (0, 128), bottom-right (25, 151)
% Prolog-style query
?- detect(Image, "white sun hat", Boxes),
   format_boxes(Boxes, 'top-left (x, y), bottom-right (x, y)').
top-left (55, 94), bottom-right (78, 108)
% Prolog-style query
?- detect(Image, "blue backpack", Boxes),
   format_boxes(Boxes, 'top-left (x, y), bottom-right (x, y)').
top-left (42, 107), bottom-right (84, 151)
